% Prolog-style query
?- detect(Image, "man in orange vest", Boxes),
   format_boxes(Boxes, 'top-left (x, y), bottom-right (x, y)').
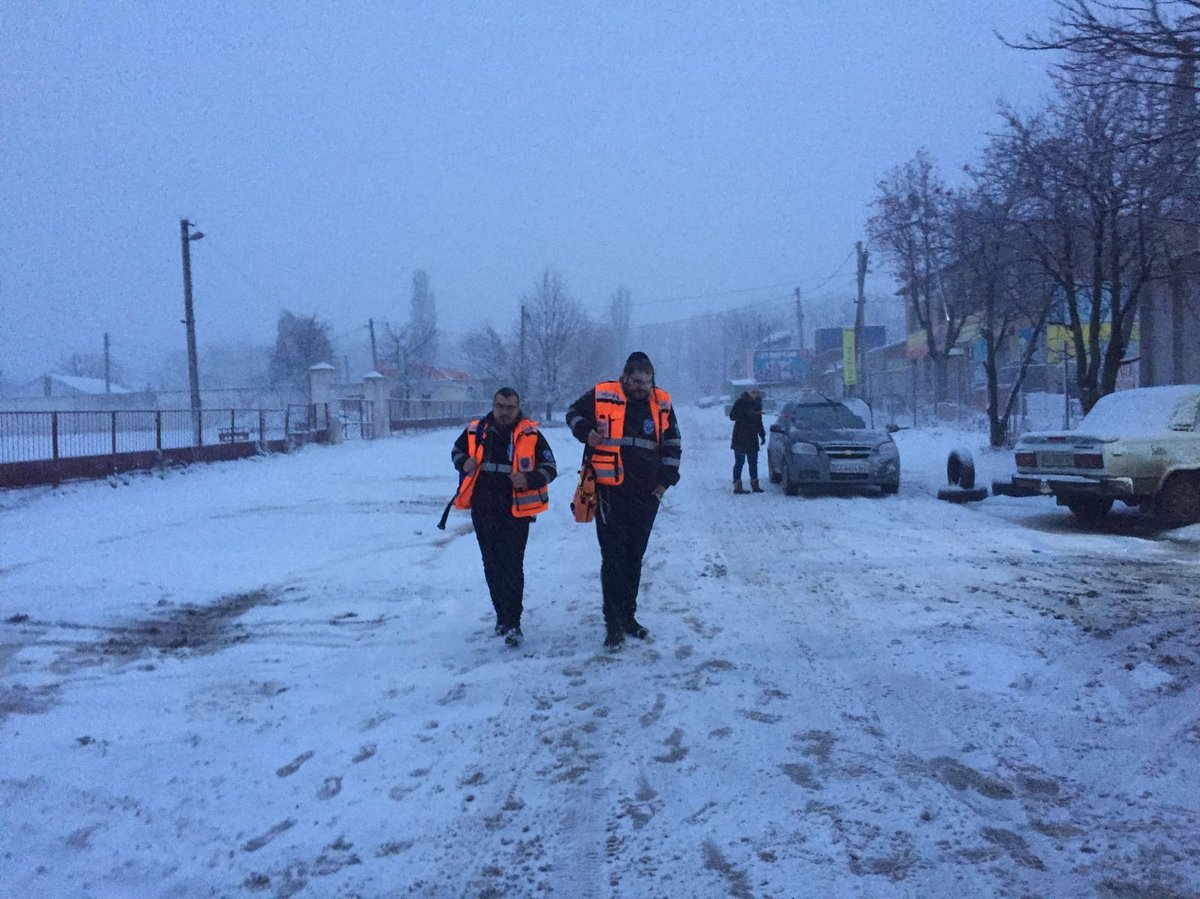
top-left (566, 352), bottom-right (682, 650)
top-left (452, 387), bottom-right (557, 647)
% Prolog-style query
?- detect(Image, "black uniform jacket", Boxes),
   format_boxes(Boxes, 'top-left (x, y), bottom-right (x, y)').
top-left (566, 386), bottom-right (682, 496)
top-left (452, 413), bottom-right (557, 514)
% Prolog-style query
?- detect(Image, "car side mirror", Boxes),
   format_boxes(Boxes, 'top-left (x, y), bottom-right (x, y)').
top-left (769, 423), bottom-right (784, 433)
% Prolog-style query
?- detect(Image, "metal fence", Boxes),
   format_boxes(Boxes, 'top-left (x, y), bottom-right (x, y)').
top-left (338, 398), bottom-right (373, 439)
top-left (0, 406), bottom-right (328, 464)
top-left (388, 398), bottom-right (477, 422)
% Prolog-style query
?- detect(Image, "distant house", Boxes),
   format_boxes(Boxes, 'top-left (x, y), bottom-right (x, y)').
top-left (25, 373), bottom-right (132, 397)
top-left (407, 365), bottom-right (474, 403)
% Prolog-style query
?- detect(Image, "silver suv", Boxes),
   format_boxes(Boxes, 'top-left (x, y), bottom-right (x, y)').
top-left (995, 385), bottom-right (1200, 524)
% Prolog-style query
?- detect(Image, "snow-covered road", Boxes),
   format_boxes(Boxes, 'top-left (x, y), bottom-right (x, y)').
top-left (2, 406), bottom-right (1198, 897)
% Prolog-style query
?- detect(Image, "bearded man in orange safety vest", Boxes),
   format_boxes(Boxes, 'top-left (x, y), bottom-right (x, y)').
top-left (452, 387), bottom-right (557, 647)
top-left (566, 352), bottom-right (682, 650)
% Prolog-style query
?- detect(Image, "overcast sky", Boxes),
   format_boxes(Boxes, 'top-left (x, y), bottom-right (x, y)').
top-left (1, 1), bottom-right (1059, 383)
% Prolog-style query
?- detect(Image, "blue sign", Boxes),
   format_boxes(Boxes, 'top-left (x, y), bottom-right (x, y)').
top-left (753, 351), bottom-right (809, 383)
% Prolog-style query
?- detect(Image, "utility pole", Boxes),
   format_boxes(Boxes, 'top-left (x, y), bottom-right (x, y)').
top-left (368, 319), bottom-right (379, 371)
top-left (103, 332), bottom-right (111, 393)
top-left (854, 241), bottom-right (869, 399)
top-left (793, 287), bottom-right (804, 352)
top-left (794, 287), bottom-right (806, 387)
top-left (180, 218), bottom-right (204, 445)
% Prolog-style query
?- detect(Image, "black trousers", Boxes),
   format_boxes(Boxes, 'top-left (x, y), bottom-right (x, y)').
top-left (471, 508), bottom-right (531, 630)
top-left (595, 487), bottom-right (659, 632)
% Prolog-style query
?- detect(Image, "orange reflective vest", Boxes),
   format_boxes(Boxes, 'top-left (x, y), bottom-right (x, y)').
top-left (454, 418), bottom-right (550, 517)
top-left (590, 381), bottom-right (673, 486)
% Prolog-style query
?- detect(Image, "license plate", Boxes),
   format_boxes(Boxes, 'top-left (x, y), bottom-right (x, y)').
top-left (829, 460), bottom-right (870, 475)
top-left (1038, 451), bottom-right (1074, 468)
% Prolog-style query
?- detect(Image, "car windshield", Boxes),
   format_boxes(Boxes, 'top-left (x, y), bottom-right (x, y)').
top-left (791, 402), bottom-right (865, 430)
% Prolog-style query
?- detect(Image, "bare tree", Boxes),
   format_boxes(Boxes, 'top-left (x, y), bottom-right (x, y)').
top-left (408, 269), bottom-right (438, 367)
top-left (1006, 0), bottom-right (1200, 90)
top-left (525, 269), bottom-right (590, 419)
top-left (1006, 0), bottom-right (1200, 257)
top-left (868, 149), bottom-right (972, 403)
top-left (458, 325), bottom-right (515, 388)
top-left (722, 308), bottom-right (775, 379)
top-left (944, 172), bottom-right (1054, 445)
top-left (383, 268), bottom-right (440, 397)
top-left (608, 286), bottom-right (633, 372)
top-left (996, 69), bottom-right (1183, 410)
top-left (269, 310), bottom-right (334, 397)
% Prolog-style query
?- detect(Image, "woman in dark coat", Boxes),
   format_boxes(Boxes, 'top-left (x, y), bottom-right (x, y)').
top-left (729, 389), bottom-right (766, 493)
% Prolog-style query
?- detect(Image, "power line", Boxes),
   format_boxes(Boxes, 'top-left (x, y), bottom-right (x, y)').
top-left (633, 254), bottom-right (861, 311)
top-left (636, 282), bottom-right (799, 309)
top-left (174, 236), bottom-right (882, 352)
top-left (631, 292), bottom-right (798, 331)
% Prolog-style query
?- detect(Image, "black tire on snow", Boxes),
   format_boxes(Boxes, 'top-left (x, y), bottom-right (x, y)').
top-left (937, 486), bottom-right (988, 503)
top-left (1155, 473), bottom-right (1200, 526)
top-left (881, 481), bottom-right (900, 496)
top-left (946, 449), bottom-right (976, 489)
top-left (769, 468), bottom-right (782, 484)
top-left (784, 480), bottom-right (800, 497)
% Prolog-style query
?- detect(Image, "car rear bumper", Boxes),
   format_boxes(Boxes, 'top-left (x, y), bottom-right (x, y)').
top-left (993, 474), bottom-right (1135, 498)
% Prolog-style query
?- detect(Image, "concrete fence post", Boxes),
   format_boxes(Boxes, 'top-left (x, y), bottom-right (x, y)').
top-left (309, 362), bottom-right (341, 444)
top-left (362, 371), bottom-right (391, 439)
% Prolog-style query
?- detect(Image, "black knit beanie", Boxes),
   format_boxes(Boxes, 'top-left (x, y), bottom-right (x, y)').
top-left (623, 351), bottom-right (654, 376)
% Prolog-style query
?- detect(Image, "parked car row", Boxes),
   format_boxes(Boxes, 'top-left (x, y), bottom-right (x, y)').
top-left (756, 384), bottom-right (1200, 528)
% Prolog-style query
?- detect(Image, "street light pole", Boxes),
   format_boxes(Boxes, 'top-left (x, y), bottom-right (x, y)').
top-left (180, 218), bottom-right (205, 445)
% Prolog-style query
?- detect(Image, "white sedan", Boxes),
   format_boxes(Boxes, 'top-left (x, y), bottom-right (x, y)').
top-left (994, 384), bottom-right (1200, 524)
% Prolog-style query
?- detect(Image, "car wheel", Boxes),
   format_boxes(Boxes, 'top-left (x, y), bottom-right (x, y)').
top-left (769, 467), bottom-right (782, 484)
top-left (880, 480), bottom-right (899, 496)
top-left (784, 478), bottom-right (800, 496)
top-left (1066, 497), bottom-right (1113, 522)
top-left (947, 450), bottom-right (975, 489)
top-left (1155, 473), bottom-right (1200, 526)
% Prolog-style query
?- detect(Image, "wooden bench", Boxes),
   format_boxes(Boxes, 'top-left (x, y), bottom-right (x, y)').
top-left (218, 428), bottom-right (250, 443)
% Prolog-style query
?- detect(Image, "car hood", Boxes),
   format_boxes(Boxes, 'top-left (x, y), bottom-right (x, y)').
top-left (786, 427), bottom-right (889, 445)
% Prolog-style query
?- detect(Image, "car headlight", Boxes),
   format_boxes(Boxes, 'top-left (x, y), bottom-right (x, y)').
top-left (791, 442), bottom-right (819, 455)
top-left (874, 441), bottom-right (898, 456)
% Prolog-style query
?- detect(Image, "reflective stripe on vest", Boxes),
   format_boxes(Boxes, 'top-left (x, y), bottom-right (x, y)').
top-left (453, 418), bottom-right (550, 517)
top-left (591, 381), bottom-right (673, 486)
